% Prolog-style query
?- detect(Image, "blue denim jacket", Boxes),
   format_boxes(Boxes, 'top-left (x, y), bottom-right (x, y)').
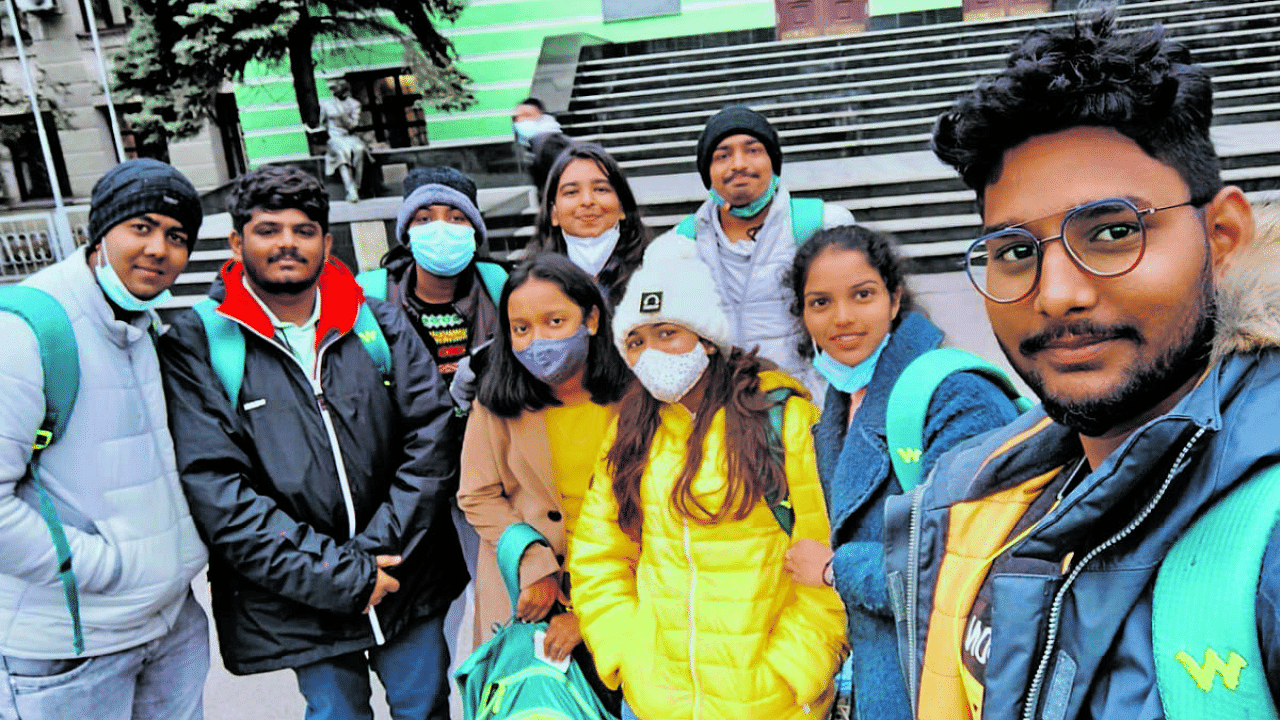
top-left (812, 311), bottom-right (1020, 720)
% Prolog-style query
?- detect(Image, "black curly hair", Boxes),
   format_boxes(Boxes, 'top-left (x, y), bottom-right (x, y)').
top-left (932, 8), bottom-right (1221, 207)
top-left (226, 164), bottom-right (330, 235)
top-left (785, 224), bottom-right (917, 360)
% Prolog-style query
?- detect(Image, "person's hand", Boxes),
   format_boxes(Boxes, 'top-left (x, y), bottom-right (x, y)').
top-left (365, 555), bottom-right (401, 613)
top-left (784, 538), bottom-right (833, 588)
top-left (543, 612), bottom-right (582, 662)
top-left (449, 354), bottom-right (477, 414)
top-left (516, 574), bottom-right (560, 622)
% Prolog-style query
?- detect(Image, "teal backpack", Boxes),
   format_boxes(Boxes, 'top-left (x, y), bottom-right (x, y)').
top-left (0, 286), bottom-right (84, 655)
top-left (675, 196), bottom-right (825, 245)
top-left (1152, 463), bottom-right (1280, 720)
top-left (760, 386), bottom-right (801, 536)
top-left (355, 260), bottom-right (508, 308)
top-left (192, 297), bottom-right (392, 405)
top-left (886, 348), bottom-right (1032, 492)
top-left (454, 523), bottom-right (614, 720)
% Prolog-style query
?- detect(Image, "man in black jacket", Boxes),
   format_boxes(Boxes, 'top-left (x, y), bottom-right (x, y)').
top-left (160, 165), bottom-right (466, 720)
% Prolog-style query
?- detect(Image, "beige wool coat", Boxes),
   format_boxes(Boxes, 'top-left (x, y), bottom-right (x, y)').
top-left (457, 400), bottom-right (616, 645)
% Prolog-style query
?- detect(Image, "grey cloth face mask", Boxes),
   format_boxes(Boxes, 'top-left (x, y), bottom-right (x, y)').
top-left (513, 324), bottom-right (591, 388)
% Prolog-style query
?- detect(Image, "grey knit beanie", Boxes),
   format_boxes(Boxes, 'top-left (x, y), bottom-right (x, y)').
top-left (394, 183), bottom-right (487, 246)
top-left (88, 158), bottom-right (202, 250)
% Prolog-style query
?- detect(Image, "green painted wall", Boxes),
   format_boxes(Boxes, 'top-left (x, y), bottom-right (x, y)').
top-left (868, 0), bottom-right (961, 14)
top-left (236, 0), bottom-right (776, 164)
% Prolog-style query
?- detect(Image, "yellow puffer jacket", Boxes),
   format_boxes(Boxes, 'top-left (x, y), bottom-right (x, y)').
top-left (569, 371), bottom-right (847, 720)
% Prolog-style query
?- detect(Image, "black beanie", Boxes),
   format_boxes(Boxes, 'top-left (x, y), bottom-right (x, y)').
top-left (695, 105), bottom-right (783, 188)
top-left (88, 158), bottom-right (203, 251)
top-left (403, 166), bottom-right (478, 204)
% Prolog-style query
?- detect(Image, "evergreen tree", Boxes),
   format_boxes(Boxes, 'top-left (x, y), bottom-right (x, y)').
top-left (112, 0), bottom-right (473, 147)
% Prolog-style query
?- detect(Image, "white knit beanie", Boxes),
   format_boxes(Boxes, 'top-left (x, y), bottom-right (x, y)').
top-left (613, 238), bottom-right (733, 357)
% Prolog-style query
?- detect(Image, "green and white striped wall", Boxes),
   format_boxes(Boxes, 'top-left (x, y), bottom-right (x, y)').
top-left (235, 0), bottom-right (776, 166)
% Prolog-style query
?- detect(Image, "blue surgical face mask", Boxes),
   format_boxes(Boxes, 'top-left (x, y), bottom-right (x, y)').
top-left (513, 324), bottom-right (591, 388)
top-left (709, 175), bottom-right (780, 219)
top-left (811, 332), bottom-right (891, 394)
top-left (409, 221), bottom-right (476, 278)
top-left (94, 242), bottom-right (171, 313)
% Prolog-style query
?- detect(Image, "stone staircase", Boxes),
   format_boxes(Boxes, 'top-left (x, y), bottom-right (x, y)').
top-left (161, 0), bottom-right (1280, 310)
top-left (549, 0), bottom-right (1280, 271)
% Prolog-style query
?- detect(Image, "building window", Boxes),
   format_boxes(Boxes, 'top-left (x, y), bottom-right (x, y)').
top-left (104, 103), bottom-right (169, 162)
top-left (603, 0), bottom-right (679, 21)
top-left (78, 0), bottom-right (129, 32)
top-left (343, 70), bottom-right (427, 149)
top-left (0, 112), bottom-right (70, 202)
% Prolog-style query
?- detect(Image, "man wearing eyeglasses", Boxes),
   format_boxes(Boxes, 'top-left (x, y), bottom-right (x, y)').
top-left (883, 11), bottom-right (1275, 720)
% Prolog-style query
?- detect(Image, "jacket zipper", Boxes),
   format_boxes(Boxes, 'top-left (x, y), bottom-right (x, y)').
top-left (1018, 426), bottom-right (1206, 720)
top-left (223, 311), bottom-right (385, 645)
top-left (682, 518), bottom-right (701, 720)
top-left (905, 482), bottom-right (926, 720)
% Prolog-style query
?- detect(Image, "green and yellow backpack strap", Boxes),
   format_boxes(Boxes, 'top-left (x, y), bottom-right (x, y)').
top-left (1152, 463), bottom-right (1280, 720)
top-left (675, 197), bottom-right (825, 246)
top-left (886, 348), bottom-right (1030, 493)
top-left (355, 267), bottom-right (389, 302)
top-left (0, 285), bottom-right (84, 654)
top-left (194, 296), bottom-right (392, 405)
top-left (761, 386), bottom-right (800, 535)
top-left (357, 262), bottom-right (505, 307)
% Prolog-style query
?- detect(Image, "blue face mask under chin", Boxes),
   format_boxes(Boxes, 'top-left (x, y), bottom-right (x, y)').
top-left (409, 221), bottom-right (477, 278)
top-left (709, 175), bottom-right (780, 219)
top-left (94, 242), bottom-right (171, 313)
top-left (811, 332), bottom-right (892, 394)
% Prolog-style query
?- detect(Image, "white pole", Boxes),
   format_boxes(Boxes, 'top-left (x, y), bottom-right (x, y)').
top-left (81, 0), bottom-right (126, 163)
top-left (5, 0), bottom-right (74, 259)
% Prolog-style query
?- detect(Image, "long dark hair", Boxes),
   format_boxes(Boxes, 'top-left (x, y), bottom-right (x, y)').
top-left (477, 253), bottom-right (631, 417)
top-left (605, 346), bottom-right (786, 542)
top-left (785, 224), bottom-right (918, 359)
top-left (532, 143), bottom-right (651, 307)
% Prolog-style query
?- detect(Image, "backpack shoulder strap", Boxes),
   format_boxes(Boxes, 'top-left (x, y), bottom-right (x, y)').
top-left (789, 197), bottom-right (825, 246)
top-left (495, 523), bottom-right (552, 615)
top-left (193, 298), bottom-right (247, 405)
top-left (1153, 463), bottom-right (1280, 720)
top-left (0, 285), bottom-right (84, 655)
top-left (355, 267), bottom-right (388, 302)
top-left (475, 261), bottom-right (508, 307)
top-left (352, 303), bottom-right (392, 384)
top-left (761, 386), bottom-right (800, 536)
top-left (887, 348), bottom-right (1029, 493)
top-left (0, 286), bottom-right (78, 442)
top-left (675, 214), bottom-right (698, 239)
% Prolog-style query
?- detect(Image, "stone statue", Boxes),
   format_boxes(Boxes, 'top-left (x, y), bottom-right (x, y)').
top-left (311, 79), bottom-right (372, 203)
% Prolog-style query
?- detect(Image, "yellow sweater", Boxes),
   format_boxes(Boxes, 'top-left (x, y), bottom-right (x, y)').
top-left (569, 371), bottom-right (847, 720)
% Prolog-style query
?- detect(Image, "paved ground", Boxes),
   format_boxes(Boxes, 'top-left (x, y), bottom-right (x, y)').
top-left (197, 270), bottom-right (1011, 719)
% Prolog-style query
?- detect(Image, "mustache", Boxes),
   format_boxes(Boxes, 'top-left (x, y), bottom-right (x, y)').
top-left (1019, 321), bottom-right (1142, 355)
top-left (724, 170), bottom-right (760, 182)
top-left (267, 247), bottom-right (307, 264)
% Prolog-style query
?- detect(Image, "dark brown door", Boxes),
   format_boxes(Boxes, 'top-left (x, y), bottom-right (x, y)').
top-left (777, 0), bottom-right (867, 39)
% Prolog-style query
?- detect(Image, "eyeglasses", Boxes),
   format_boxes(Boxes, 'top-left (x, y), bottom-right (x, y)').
top-left (965, 197), bottom-right (1199, 304)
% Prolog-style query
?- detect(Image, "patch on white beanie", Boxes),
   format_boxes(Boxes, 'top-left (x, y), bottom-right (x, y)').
top-left (613, 238), bottom-right (733, 358)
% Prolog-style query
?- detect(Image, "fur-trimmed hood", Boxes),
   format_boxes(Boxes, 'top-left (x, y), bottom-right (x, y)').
top-left (1213, 201), bottom-right (1280, 359)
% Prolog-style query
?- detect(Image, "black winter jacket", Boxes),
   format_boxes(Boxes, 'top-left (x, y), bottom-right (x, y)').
top-left (160, 258), bottom-right (467, 674)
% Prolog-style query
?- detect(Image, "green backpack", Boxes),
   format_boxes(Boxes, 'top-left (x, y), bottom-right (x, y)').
top-left (675, 196), bottom-right (825, 245)
top-left (454, 523), bottom-right (614, 720)
top-left (355, 260), bottom-right (508, 308)
top-left (886, 348), bottom-right (1031, 492)
top-left (1152, 462), bottom-right (1280, 720)
top-left (0, 286), bottom-right (84, 655)
top-left (192, 297), bottom-right (392, 405)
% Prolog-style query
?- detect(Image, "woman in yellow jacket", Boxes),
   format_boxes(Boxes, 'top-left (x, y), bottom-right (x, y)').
top-left (569, 243), bottom-right (847, 720)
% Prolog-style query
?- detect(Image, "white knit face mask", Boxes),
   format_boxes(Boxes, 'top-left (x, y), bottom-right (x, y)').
top-left (631, 345), bottom-right (710, 403)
